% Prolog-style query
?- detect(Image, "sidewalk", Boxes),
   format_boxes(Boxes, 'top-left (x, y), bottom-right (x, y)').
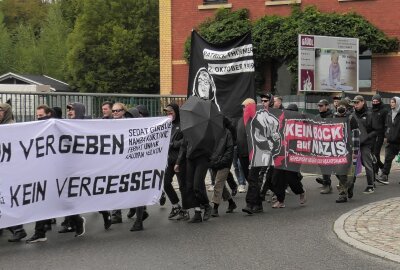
top-left (334, 197), bottom-right (400, 263)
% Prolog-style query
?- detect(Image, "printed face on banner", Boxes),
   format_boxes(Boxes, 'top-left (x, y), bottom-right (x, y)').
top-left (250, 109), bottom-right (282, 167)
top-left (193, 67), bottom-right (216, 101)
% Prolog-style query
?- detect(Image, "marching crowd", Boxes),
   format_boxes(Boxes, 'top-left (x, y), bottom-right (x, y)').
top-left (0, 92), bottom-right (399, 244)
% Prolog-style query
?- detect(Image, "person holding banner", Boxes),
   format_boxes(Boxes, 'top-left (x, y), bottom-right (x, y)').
top-left (0, 102), bottom-right (28, 242)
top-left (334, 100), bottom-right (360, 203)
top-left (162, 103), bottom-right (189, 220)
top-left (271, 104), bottom-right (306, 208)
top-left (315, 99), bottom-right (334, 194)
top-left (240, 98), bottom-right (264, 215)
top-left (25, 105), bottom-right (56, 243)
top-left (58, 102), bottom-right (88, 237)
top-left (377, 97), bottom-right (400, 184)
top-left (109, 102), bottom-right (149, 231)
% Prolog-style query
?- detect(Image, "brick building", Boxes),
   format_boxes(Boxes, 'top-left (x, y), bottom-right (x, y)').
top-left (159, 0), bottom-right (400, 96)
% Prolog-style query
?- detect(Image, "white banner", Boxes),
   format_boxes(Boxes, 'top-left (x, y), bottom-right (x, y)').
top-left (0, 117), bottom-right (171, 228)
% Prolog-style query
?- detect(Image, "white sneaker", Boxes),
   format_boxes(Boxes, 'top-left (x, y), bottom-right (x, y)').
top-left (207, 185), bottom-right (214, 192)
top-left (238, 185), bottom-right (246, 193)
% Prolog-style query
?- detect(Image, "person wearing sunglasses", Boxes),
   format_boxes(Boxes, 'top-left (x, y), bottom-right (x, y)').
top-left (111, 103), bottom-right (127, 119)
top-left (260, 93), bottom-right (272, 110)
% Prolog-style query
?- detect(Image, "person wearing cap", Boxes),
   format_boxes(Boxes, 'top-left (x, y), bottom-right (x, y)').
top-left (333, 99), bottom-right (360, 203)
top-left (315, 99), bottom-right (334, 194)
top-left (376, 96), bottom-right (400, 184)
top-left (162, 103), bottom-right (190, 221)
top-left (332, 96), bottom-right (341, 112)
top-left (370, 94), bottom-right (389, 176)
top-left (352, 95), bottom-right (376, 194)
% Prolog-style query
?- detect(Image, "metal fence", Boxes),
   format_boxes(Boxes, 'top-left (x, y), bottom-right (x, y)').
top-left (0, 91), bottom-right (396, 122)
top-left (0, 91), bottom-right (187, 122)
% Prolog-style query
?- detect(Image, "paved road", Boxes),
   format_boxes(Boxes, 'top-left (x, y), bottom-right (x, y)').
top-left (1, 171), bottom-right (400, 270)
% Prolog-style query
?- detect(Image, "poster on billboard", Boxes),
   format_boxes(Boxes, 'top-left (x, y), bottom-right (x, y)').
top-left (298, 34), bottom-right (359, 92)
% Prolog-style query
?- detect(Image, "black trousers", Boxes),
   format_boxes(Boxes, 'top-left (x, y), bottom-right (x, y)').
top-left (185, 155), bottom-right (210, 208)
top-left (35, 219), bottom-right (51, 236)
top-left (372, 133), bottom-right (385, 171)
top-left (238, 156), bottom-right (250, 181)
top-left (382, 144), bottom-right (400, 176)
top-left (245, 166), bottom-right (262, 206)
top-left (272, 169), bottom-right (304, 203)
top-left (164, 162), bottom-right (186, 206)
top-left (260, 166), bottom-right (273, 196)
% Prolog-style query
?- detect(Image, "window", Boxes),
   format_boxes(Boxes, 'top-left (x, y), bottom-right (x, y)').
top-left (198, 0), bottom-right (232, 10)
top-left (203, 0), bottom-right (227, 3)
top-left (265, 0), bottom-right (301, 6)
top-left (359, 50), bottom-right (372, 92)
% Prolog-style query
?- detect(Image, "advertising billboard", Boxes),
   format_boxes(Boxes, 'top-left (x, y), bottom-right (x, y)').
top-left (298, 35), bottom-right (359, 92)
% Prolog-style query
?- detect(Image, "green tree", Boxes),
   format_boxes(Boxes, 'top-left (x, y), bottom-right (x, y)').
top-left (0, 11), bottom-right (13, 74)
top-left (67, 0), bottom-right (159, 93)
top-left (12, 23), bottom-right (40, 74)
top-left (0, 0), bottom-right (49, 36)
top-left (37, 2), bottom-right (70, 80)
top-left (59, 0), bottom-right (83, 29)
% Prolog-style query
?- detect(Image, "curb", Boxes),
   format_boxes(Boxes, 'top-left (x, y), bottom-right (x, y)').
top-left (334, 197), bottom-right (400, 263)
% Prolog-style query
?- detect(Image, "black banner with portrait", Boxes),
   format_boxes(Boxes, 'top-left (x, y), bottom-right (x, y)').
top-left (187, 31), bottom-right (255, 118)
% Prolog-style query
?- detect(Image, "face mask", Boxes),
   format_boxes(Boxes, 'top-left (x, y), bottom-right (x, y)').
top-left (337, 107), bottom-right (346, 114)
top-left (372, 103), bottom-right (380, 109)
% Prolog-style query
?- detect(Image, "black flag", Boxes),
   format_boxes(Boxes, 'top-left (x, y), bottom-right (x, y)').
top-left (188, 31), bottom-right (255, 118)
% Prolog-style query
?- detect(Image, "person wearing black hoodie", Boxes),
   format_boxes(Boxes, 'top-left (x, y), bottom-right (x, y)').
top-left (352, 95), bottom-right (376, 193)
top-left (376, 96), bottom-right (400, 184)
top-left (209, 117), bottom-right (237, 217)
top-left (59, 102), bottom-right (87, 237)
top-left (315, 99), bottom-right (334, 194)
top-left (370, 94), bottom-right (389, 174)
top-left (163, 103), bottom-right (189, 220)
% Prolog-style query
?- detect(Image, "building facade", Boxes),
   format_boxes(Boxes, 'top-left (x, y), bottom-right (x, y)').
top-left (159, 0), bottom-right (400, 95)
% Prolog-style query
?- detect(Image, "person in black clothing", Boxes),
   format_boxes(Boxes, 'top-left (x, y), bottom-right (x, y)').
top-left (175, 136), bottom-right (212, 223)
top-left (162, 103), bottom-right (189, 220)
top-left (210, 117), bottom-right (237, 217)
top-left (101, 101), bottom-right (114, 119)
top-left (376, 96), bottom-right (400, 184)
top-left (370, 94), bottom-right (389, 175)
top-left (239, 98), bottom-right (263, 215)
top-left (271, 104), bottom-right (306, 208)
top-left (315, 99), bottom-right (334, 194)
top-left (352, 95), bottom-right (376, 193)
top-left (334, 100), bottom-right (360, 203)
top-left (25, 105), bottom-right (56, 243)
